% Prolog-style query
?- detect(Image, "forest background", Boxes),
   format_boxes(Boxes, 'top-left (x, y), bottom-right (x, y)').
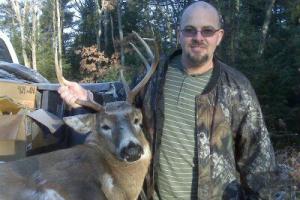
top-left (0, 0), bottom-right (299, 152)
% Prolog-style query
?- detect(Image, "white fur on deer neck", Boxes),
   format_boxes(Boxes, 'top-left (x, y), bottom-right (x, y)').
top-left (101, 173), bottom-right (115, 192)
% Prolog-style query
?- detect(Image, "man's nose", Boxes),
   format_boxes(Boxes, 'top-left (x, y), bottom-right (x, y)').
top-left (193, 31), bottom-right (205, 40)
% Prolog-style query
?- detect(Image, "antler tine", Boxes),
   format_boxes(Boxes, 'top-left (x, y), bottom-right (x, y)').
top-left (55, 60), bottom-right (104, 112)
top-left (132, 31), bottom-right (154, 60)
top-left (126, 32), bottom-right (159, 103)
top-left (129, 42), bottom-right (150, 70)
top-left (127, 48), bottom-right (159, 103)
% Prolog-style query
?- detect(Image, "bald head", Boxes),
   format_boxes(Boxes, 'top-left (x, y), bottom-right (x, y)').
top-left (180, 1), bottom-right (222, 29)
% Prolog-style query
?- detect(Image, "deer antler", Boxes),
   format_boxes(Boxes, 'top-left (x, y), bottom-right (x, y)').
top-left (55, 56), bottom-right (104, 112)
top-left (120, 31), bottom-right (159, 103)
top-left (56, 31), bottom-right (158, 109)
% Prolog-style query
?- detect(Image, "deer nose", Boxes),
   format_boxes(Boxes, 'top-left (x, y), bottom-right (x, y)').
top-left (120, 142), bottom-right (143, 162)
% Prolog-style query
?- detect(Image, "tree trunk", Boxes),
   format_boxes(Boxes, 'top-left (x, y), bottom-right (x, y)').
top-left (52, 0), bottom-right (63, 80)
top-left (258, 0), bottom-right (276, 55)
top-left (230, 0), bottom-right (240, 63)
top-left (31, 3), bottom-right (38, 71)
top-left (168, 0), bottom-right (180, 48)
top-left (53, 0), bottom-right (58, 77)
top-left (56, 0), bottom-right (63, 70)
top-left (110, 13), bottom-right (116, 52)
top-left (165, 3), bottom-right (173, 46)
top-left (9, 0), bottom-right (30, 67)
top-left (104, 9), bottom-right (109, 53)
top-left (235, 0), bottom-right (240, 52)
top-left (95, 0), bottom-right (103, 51)
top-left (52, 0), bottom-right (63, 81)
top-left (117, 0), bottom-right (124, 66)
top-left (153, 1), bottom-right (163, 47)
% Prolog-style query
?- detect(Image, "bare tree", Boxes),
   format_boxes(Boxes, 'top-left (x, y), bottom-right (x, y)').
top-left (103, 8), bottom-right (109, 52)
top-left (95, 0), bottom-right (103, 50)
top-left (258, 0), bottom-right (276, 55)
top-left (8, 0), bottom-right (30, 67)
top-left (117, 0), bottom-right (124, 65)
top-left (230, 0), bottom-right (241, 63)
top-left (30, 1), bottom-right (39, 70)
top-left (95, 0), bottom-right (116, 51)
top-left (52, 0), bottom-right (63, 81)
top-left (110, 13), bottom-right (116, 52)
top-left (56, 0), bottom-right (63, 70)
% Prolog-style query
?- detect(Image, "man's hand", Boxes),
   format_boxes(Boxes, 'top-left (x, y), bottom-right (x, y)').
top-left (58, 80), bottom-right (88, 108)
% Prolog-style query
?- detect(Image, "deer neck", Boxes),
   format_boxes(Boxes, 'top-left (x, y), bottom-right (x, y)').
top-left (86, 134), bottom-right (151, 200)
top-left (109, 143), bottom-right (151, 200)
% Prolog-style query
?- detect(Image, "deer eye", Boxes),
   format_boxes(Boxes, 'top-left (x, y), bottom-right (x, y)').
top-left (101, 124), bottom-right (111, 130)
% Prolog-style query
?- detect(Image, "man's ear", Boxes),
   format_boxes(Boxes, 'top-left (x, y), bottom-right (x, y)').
top-left (176, 26), bottom-right (181, 47)
top-left (216, 29), bottom-right (224, 46)
top-left (63, 114), bottom-right (96, 134)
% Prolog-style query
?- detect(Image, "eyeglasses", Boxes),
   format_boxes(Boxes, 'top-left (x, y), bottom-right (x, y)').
top-left (180, 26), bottom-right (221, 37)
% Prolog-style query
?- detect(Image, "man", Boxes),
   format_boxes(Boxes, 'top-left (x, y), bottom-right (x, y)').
top-left (59, 1), bottom-right (276, 199)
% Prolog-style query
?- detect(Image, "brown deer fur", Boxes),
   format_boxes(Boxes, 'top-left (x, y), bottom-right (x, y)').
top-left (0, 101), bottom-right (151, 200)
top-left (0, 31), bottom-right (157, 200)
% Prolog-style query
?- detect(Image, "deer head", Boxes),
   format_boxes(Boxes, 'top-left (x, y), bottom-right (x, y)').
top-left (56, 31), bottom-right (158, 163)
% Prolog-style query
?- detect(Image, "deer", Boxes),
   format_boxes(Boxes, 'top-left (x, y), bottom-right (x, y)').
top-left (0, 31), bottom-right (158, 200)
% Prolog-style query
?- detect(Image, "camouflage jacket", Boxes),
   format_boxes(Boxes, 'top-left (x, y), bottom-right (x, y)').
top-left (136, 49), bottom-right (276, 200)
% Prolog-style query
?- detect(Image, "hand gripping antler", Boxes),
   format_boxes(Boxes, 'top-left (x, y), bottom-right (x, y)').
top-left (55, 57), bottom-right (104, 111)
top-left (120, 31), bottom-right (159, 104)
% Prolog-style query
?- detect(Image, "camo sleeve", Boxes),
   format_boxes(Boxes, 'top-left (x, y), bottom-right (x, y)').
top-left (236, 83), bottom-right (276, 199)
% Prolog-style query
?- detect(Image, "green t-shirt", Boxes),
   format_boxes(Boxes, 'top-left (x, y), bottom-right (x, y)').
top-left (156, 56), bottom-right (212, 200)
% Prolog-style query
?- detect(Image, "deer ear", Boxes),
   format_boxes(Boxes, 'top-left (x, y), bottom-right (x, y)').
top-left (63, 114), bottom-right (96, 134)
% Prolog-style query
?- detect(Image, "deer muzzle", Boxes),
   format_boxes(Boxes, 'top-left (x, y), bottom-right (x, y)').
top-left (120, 142), bottom-right (144, 162)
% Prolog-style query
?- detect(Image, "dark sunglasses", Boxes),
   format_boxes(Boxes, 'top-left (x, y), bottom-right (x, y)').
top-left (180, 26), bottom-right (221, 37)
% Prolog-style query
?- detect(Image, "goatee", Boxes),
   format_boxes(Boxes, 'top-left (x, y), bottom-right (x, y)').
top-left (186, 40), bottom-right (209, 68)
top-left (186, 53), bottom-right (209, 68)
